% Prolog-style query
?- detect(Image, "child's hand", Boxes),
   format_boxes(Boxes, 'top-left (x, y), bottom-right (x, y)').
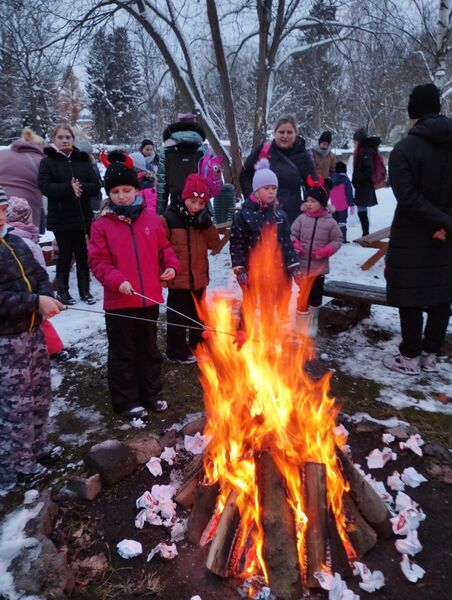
top-left (433, 228), bottom-right (447, 241)
top-left (39, 296), bottom-right (63, 318)
top-left (292, 239), bottom-right (305, 255)
top-left (71, 178), bottom-right (82, 198)
top-left (311, 244), bottom-right (335, 260)
top-left (160, 267), bottom-right (176, 281)
top-left (119, 281), bottom-right (134, 295)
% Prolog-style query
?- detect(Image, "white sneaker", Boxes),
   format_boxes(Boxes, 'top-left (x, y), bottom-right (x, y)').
top-left (421, 352), bottom-right (437, 372)
top-left (383, 352), bottom-right (421, 375)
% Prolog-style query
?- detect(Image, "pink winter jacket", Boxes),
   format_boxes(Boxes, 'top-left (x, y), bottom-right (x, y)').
top-left (89, 203), bottom-right (179, 310)
top-left (290, 209), bottom-right (343, 276)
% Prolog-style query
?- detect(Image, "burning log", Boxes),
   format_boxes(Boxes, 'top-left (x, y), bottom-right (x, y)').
top-left (328, 508), bottom-right (354, 578)
top-left (175, 454), bottom-right (205, 508)
top-left (206, 490), bottom-right (241, 577)
top-left (304, 462), bottom-right (328, 588)
top-left (255, 452), bottom-right (303, 600)
top-left (336, 446), bottom-right (392, 539)
top-left (187, 481), bottom-right (220, 545)
top-left (342, 492), bottom-right (378, 557)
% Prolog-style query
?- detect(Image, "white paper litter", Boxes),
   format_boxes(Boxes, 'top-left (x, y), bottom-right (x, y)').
top-left (136, 490), bottom-right (155, 509)
top-left (146, 456), bottom-right (163, 476)
top-left (117, 539), bottom-right (142, 558)
top-left (170, 519), bottom-right (187, 542)
top-left (395, 529), bottom-right (423, 556)
top-left (373, 480), bottom-right (393, 506)
top-left (366, 447), bottom-right (396, 469)
top-left (147, 542), bottom-right (178, 562)
top-left (130, 417), bottom-right (146, 428)
top-left (135, 508), bottom-right (163, 529)
top-left (382, 433), bottom-right (395, 444)
top-left (190, 597), bottom-right (202, 600)
top-left (400, 467), bottom-right (428, 488)
top-left (353, 561), bottom-right (385, 592)
top-left (387, 471), bottom-right (405, 491)
top-left (184, 432), bottom-right (212, 455)
top-left (333, 424), bottom-right (349, 440)
top-left (391, 507), bottom-right (425, 535)
top-left (160, 446), bottom-right (177, 465)
top-left (314, 570), bottom-right (360, 600)
top-left (400, 554), bottom-right (426, 582)
top-left (399, 434), bottom-right (424, 456)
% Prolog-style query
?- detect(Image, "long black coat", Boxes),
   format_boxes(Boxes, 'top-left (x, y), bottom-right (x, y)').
top-left (386, 114), bottom-right (452, 307)
top-left (352, 136), bottom-right (380, 207)
top-left (38, 146), bottom-right (101, 232)
top-left (240, 137), bottom-right (316, 224)
top-left (0, 232), bottom-right (53, 335)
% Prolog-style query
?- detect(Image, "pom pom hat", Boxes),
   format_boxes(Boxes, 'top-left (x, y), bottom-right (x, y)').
top-left (306, 175), bottom-right (329, 207)
top-left (252, 157), bottom-right (278, 193)
top-left (0, 186), bottom-right (8, 206)
top-left (407, 83), bottom-right (441, 119)
top-left (101, 150), bottom-right (139, 193)
top-left (7, 197), bottom-right (32, 224)
top-left (181, 173), bottom-right (210, 201)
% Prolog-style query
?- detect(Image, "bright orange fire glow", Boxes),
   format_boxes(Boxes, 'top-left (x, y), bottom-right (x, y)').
top-left (197, 225), bottom-right (354, 580)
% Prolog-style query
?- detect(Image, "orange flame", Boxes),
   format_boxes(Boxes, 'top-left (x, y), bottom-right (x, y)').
top-left (197, 226), bottom-right (353, 580)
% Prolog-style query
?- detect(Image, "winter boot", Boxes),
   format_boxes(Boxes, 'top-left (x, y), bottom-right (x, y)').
top-left (77, 270), bottom-right (96, 305)
top-left (383, 352), bottom-right (420, 375)
top-left (307, 305), bottom-right (319, 337)
top-left (340, 224), bottom-right (348, 243)
top-left (56, 271), bottom-right (76, 305)
top-left (295, 310), bottom-right (310, 337)
top-left (358, 211), bottom-right (369, 237)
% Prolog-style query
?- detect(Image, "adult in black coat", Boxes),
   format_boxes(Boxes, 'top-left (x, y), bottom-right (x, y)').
top-left (240, 115), bottom-right (316, 224)
top-left (384, 83), bottom-right (452, 375)
top-left (351, 129), bottom-right (381, 236)
top-left (38, 124), bottom-right (101, 305)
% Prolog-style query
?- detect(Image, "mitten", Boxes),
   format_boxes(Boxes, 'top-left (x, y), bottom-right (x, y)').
top-left (193, 206), bottom-right (212, 229)
top-left (311, 244), bottom-right (336, 260)
top-left (292, 239), bottom-right (305, 255)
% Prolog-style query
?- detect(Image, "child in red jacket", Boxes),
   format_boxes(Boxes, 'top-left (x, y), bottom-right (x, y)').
top-left (89, 152), bottom-right (179, 420)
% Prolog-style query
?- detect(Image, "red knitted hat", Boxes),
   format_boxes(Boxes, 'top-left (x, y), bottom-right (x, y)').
top-left (181, 174), bottom-right (210, 201)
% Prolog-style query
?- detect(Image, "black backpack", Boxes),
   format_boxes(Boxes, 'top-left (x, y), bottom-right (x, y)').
top-left (165, 143), bottom-right (205, 202)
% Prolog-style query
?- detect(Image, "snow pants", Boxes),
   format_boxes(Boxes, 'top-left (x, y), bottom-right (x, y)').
top-left (0, 327), bottom-right (52, 491)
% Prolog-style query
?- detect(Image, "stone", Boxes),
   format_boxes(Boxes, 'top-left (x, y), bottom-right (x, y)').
top-left (159, 428), bottom-right (177, 450)
top-left (126, 432), bottom-right (162, 464)
top-left (355, 421), bottom-right (384, 434)
top-left (182, 416), bottom-right (206, 437)
top-left (319, 299), bottom-right (371, 333)
top-left (386, 425), bottom-right (417, 440)
top-left (24, 488), bottom-right (58, 538)
top-left (423, 442), bottom-right (451, 462)
top-left (67, 473), bottom-right (102, 500)
top-left (426, 462), bottom-right (452, 484)
top-left (84, 439), bottom-right (138, 485)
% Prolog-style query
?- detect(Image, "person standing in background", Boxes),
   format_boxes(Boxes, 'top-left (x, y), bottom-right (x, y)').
top-left (140, 139), bottom-right (159, 173)
top-left (311, 131), bottom-right (336, 180)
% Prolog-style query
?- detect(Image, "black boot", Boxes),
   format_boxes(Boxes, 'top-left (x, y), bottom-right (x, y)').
top-left (77, 270), bottom-right (96, 305)
top-left (340, 224), bottom-right (348, 243)
top-left (56, 271), bottom-right (76, 305)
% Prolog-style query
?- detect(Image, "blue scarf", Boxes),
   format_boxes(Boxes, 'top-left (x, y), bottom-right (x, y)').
top-left (109, 195), bottom-right (143, 221)
top-left (0, 224), bottom-right (9, 238)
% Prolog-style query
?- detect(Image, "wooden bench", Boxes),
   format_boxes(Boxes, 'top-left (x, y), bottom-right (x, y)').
top-left (354, 226), bottom-right (391, 271)
top-left (211, 221), bottom-right (232, 256)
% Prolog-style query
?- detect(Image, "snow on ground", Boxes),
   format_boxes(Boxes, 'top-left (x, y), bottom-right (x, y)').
top-left (43, 186), bottom-right (451, 419)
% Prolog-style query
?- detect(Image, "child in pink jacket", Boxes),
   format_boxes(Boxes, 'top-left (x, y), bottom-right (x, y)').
top-left (89, 152), bottom-right (179, 420)
top-left (290, 176), bottom-right (342, 334)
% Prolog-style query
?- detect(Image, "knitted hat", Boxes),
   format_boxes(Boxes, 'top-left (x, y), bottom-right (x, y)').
top-left (101, 150), bottom-right (139, 193)
top-left (407, 83), bottom-right (441, 119)
top-left (7, 197), bottom-right (32, 224)
top-left (252, 158), bottom-right (278, 192)
top-left (335, 161), bottom-right (347, 174)
top-left (0, 186), bottom-right (8, 206)
top-left (319, 131), bottom-right (332, 144)
top-left (181, 173), bottom-right (210, 201)
top-left (77, 139), bottom-right (93, 154)
top-left (306, 175), bottom-right (329, 207)
top-left (353, 128), bottom-right (368, 142)
top-left (129, 152), bottom-right (147, 172)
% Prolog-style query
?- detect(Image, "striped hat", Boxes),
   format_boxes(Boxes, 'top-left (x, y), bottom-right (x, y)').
top-left (0, 186), bottom-right (9, 206)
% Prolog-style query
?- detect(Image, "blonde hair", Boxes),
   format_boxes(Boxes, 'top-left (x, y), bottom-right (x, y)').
top-left (51, 123), bottom-right (75, 140)
top-left (21, 127), bottom-right (45, 145)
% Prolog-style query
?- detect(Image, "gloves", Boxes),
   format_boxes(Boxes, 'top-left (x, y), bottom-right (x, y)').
top-left (311, 244), bottom-right (336, 260)
top-left (292, 239), bottom-right (305, 255)
top-left (192, 206), bottom-right (212, 229)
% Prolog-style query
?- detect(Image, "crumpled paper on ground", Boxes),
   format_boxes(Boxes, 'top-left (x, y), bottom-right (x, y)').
top-left (382, 433), bottom-right (395, 444)
top-left (160, 446), bottom-right (177, 465)
top-left (391, 507), bottom-right (425, 535)
top-left (146, 456), bottom-right (163, 476)
top-left (400, 554), bottom-right (425, 582)
top-left (395, 529), bottom-right (423, 556)
top-left (135, 508), bottom-right (163, 529)
top-left (136, 484), bottom-right (177, 523)
top-left (333, 424), bottom-right (349, 443)
top-left (387, 471), bottom-right (405, 491)
top-left (399, 434), bottom-right (424, 456)
top-left (353, 561), bottom-right (385, 592)
top-left (117, 539), bottom-right (142, 558)
top-left (171, 519), bottom-right (187, 542)
top-left (147, 542), bottom-right (178, 562)
top-left (184, 432), bottom-right (212, 455)
top-left (401, 467), bottom-right (428, 488)
top-left (366, 447), bottom-right (397, 469)
top-left (314, 570), bottom-right (360, 600)
top-left (372, 480), bottom-right (393, 506)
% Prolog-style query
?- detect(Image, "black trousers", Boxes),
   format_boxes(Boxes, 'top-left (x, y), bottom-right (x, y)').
top-left (166, 288), bottom-right (205, 359)
top-left (399, 304), bottom-right (450, 357)
top-left (297, 275), bottom-right (325, 311)
top-left (105, 305), bottom-right (162, 414)
top-left (54, 230), bottom-right (89, 273)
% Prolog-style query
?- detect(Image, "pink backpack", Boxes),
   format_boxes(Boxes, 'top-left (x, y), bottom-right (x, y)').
top-left (372, 153), bottom-right (387, 189)
top-left (198, 146), bottom-right (224, 198)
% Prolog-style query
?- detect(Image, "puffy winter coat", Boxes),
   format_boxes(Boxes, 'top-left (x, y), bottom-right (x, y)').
top-left (330, 173), bottom-right (354, 212)
top-left (38, 146), bottom-right (101, 232)
top-left (240, 137), bottom-right (317, 224)
top-left (386, 114), bottom-right (452, 307)
top-left (0, 231), bottom-right (53, 335)
top-left (89, 202), bottom-right (179, 310)
top-left (160, 205), bottom-right (220, 290)
top-left (230, 198), bottom-right (300, 274)
top-left (290, 210), bottom-right (343, 276)
top-left (0, 140), bottom-right (44, 227)
top-left (352, 136), bottom-right (380, 207)
top-left (311, 145), bottom-right (336, 179)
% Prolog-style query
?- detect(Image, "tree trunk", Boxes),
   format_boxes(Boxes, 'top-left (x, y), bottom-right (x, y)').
top-left (433, 0), bottom-right (452, 90)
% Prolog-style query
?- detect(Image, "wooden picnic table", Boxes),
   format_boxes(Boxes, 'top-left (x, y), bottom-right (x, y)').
top-left (353, 226), bottom-right (391, 271)
top-left (211, 221), bottom-right (232, 255)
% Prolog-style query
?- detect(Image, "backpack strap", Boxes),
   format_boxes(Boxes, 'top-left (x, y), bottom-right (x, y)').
top-left (258, 143), bottom-right (272, 161)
